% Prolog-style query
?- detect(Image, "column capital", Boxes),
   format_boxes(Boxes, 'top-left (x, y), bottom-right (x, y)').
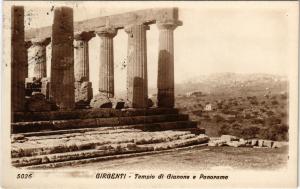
top-left (124, 24), bottom-right (150, 34)
top-left (157, 20), bottom-right (182, 30)
top-left (31, 37), bottom-right (51, 46)
top-left (96, 27), bottom-right (118, 38)
top-left (24, 41), bottom-right (32, 49)
top-left (74, 31), bottom-right (95, 41)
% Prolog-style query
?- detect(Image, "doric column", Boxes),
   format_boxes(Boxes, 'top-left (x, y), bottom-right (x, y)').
top-left (50, 7), bottom-right (75, 110)
top-left (125, 24), bottom-right (149, 108)
top-left (24, 41), bottom-right (32, 78)
top-left (74, 31), bottom-right (94, 82)
top-left (96, 27), bottom-right (117, 98)
top-left (11, 6), bottom-right (26, 112)
top-left (74, 31), bottom-right (95, 107)
top-left (28, 37), bottom-right (51, 79)
top-left (156, 20), bottom-right (182, 108)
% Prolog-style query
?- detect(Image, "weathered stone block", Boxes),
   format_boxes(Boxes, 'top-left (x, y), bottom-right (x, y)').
top-left (90, 94), bottom-right (112, 108)
top-left (220, 135), bottom-right (239, 142)
top-left (227, 141), bottom-right (246, 148)
top-left (251, 139), bottom-right (258, 146)
top-left (75, 81), bottom-right (93, 108)
top-left (111, 98), bottom-right (125, 109)
top-left (26, 92), bottom-right (52, 112)
top-left (263, 140), bottom-right (273, 148)
top-left (41, 77), bottom-right (50, 99)
top-left (25, 77), bottom-right (42, 96)
top-left (272, 141), bottom-right (288, 148)
top-left (208, 139), bottom-right (226, 147)
top-left (258, 140), bottom-right (264, 147)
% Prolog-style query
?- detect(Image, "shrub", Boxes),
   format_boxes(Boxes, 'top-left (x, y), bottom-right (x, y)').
top-left (250, 99), bottom-right (259, 105)
top-left (232, 122), bottom-right (242, 129)
top-left (218, 124), bottom-right (231, 135)
top-left (191, 110), bottom-right (202, 117)
top-left (271, 100), bottom-right (279, 105)
top-left (281, 94), bottom-right (288, 100)
top-left (260, 124), bottom-right (288, 141)
top-left (214, 114), bottom-right (225, 123)
top-left (251, 118), bottom-right (265, 124)
top-left (241, 126), bottom-right (260, 139)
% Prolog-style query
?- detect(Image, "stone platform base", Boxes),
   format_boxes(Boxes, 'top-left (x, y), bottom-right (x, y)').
top-left (11, 108), bottom-right (205, 168)
top-left (12, 128), bottom-right (208, 168)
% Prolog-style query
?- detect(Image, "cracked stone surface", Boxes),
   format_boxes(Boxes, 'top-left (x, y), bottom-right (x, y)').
top-left (11, 127), bottom-right (208, 167)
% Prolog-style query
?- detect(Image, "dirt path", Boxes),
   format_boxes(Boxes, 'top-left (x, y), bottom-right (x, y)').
top-left (57, 146), bottom-right (288, 171)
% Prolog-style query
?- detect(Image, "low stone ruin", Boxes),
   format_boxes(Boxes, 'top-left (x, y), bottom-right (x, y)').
top-left (208, 135), bottom-right (288, 148)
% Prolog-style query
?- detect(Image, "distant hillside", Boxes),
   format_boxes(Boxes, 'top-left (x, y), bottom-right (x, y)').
top-left (174, 73), bottom-right (288, 96)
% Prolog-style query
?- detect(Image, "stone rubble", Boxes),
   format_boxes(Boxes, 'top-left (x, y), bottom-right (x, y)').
top-left (90, 94), bottom-right (112, 108)
top-left (208, 135), bottom-right (288, 148)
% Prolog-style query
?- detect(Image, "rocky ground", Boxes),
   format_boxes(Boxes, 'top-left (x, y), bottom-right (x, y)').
top-left (208, 135), bottom-right (288, 148)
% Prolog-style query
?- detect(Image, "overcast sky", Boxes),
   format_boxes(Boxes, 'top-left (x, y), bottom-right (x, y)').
top-left (17, 1), bottom-right (298, 95)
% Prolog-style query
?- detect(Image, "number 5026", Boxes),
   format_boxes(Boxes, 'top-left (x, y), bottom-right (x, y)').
top-left (17, 173), bottom-right (32, 179)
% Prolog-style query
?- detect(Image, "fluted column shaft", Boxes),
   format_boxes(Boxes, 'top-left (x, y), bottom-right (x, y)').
top-left (74, 32), bottom-right (95, 107)
top-left (50, 7), bottom-right (75, 110)
top-left (29, 38), bottom-right (50, 79)
top-left (24, 41), bottom-right (32, 78)
top-left (125, 24), bottom-right (149, 108)
top-left (157, 20), bottom-right (181, 108)
top-left (74, 31), bottom-right (94, 82)
top-left (11, 6), bottom-right (26, 112)
top-left (97, 27), bottom-right (117, 98)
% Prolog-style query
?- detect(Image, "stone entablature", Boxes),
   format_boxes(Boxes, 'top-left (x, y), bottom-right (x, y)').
top-left (25, 8), bottom-right (180, 40)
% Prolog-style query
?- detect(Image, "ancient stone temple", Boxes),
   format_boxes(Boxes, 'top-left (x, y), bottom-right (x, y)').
top-left (11, 6), bottom-right (207, 168)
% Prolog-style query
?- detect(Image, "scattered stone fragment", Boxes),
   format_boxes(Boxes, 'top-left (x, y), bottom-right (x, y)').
top-left (227, 141), bottom-right (239, 147)
top-left (111, 98), bottom-right (125, 109)
top-left (90, 94), bottom-right (112, 108)
top-left (208, 139), bottom-right (226, 147)
top-left (251, 139), bottom-right (258, 146)
top-left (239, 139), bottom-right (247, 145)
top-left (272, 141), bottom-right (288, 148)
top-left (75, 81), bottom-right (93, 108)
top-left (263, 140), bottom-right (273, 148)
top-left (208, 136), bottom-right (285, 149)
top-left (220, 135), bottom-right (239, 142)
top-left (258, 140), bottom-right (264, 147)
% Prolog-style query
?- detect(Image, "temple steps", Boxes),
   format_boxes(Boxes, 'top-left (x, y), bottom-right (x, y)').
top-left (12, 114), bottom-right (190, 133)
top-left (12, 128), bottom-right (209, 168)
top-left (15, 121), bottom-right (198, 137)
top-left (11, 108), bottom-right (206, 168)
top-left (12, 121), bottom-right (198, 158)
top-left (13, 108), bottom-right (179, 122)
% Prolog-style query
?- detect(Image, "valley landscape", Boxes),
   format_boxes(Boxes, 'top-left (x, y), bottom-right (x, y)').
top-left (172, 73), bottom-right (288, 141)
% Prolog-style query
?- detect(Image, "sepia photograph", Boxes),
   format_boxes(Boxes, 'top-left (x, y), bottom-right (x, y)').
top-left (1, 1), bottom-right (299, 188)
